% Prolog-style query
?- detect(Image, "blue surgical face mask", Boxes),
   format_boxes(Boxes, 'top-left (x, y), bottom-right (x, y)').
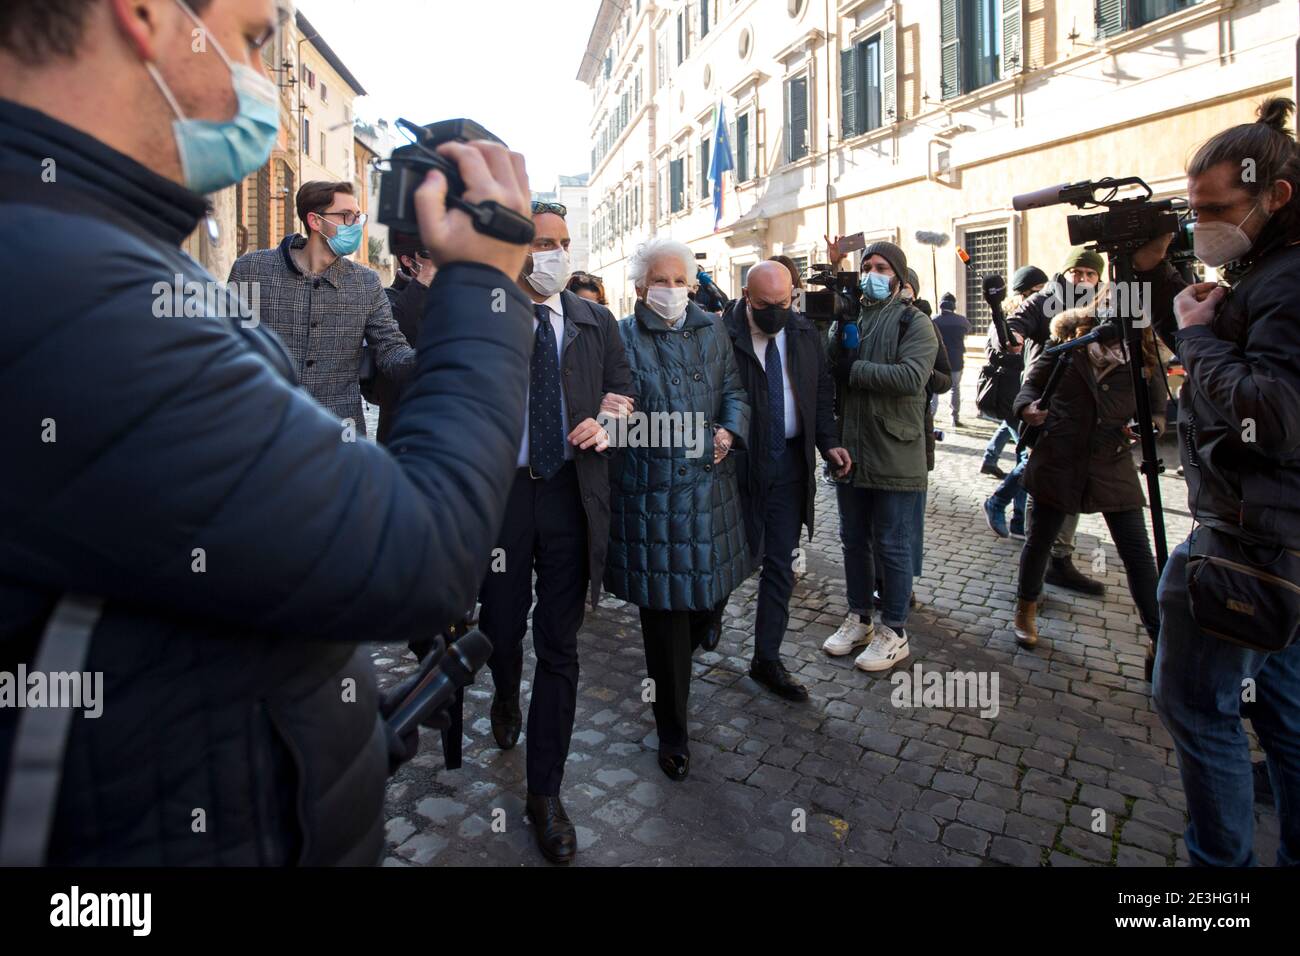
top-left (320, 218), bottom-right (364, 257)
top-left (145, 0), bottom-right (279, 195)
top-left (860, 272), bottom-right (893, 301)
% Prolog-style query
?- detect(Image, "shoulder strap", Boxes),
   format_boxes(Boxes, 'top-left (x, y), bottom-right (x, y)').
top-left (0, 594), bottom-right (103, 866)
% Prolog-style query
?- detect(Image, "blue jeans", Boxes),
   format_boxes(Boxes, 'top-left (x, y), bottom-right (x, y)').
top-left (988, 446), bottom-right (1028, 525)
top-left (836, 483), bottom-right (921, 631)
top-left (983, 420), bottom-right (1017, 467)
top-left (911, 488), bottom-right (927, 578)
top-left (1153, 537), bottom-right (1300, 867)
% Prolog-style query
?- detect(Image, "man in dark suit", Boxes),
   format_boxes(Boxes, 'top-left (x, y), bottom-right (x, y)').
top-left (478, 200), bottom-right (633, 864)
top-left (723, 261), bottom-right (851, 700)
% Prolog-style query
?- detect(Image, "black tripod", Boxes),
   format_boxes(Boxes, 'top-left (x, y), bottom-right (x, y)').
top-left (1097, 243), bottom-right (1169, 575)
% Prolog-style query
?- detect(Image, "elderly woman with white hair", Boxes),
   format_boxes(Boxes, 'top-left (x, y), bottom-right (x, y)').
top-left (604, 238), bottom-right (750, 781)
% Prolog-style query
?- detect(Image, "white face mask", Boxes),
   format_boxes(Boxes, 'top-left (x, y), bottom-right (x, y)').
top-left (526, 247), bottom-right (571, 297)
top-left (646, 286), bottom-right (690, 323)
top-left (1193, 202), bottom-right (1261, 268)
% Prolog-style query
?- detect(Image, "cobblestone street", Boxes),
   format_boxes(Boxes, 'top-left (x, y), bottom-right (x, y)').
top-left (365, 381), bottom-right (1281, 867)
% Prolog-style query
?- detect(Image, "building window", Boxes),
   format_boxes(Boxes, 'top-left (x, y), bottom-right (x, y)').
top-left (784, 73), bottom-right (809, 163)
top-left (320, 82), bottom-right (328, 102)
top-left (321, 132), bottom-right (327, 165)
top-left (841, 34), bottom-right (882, 138)
top-left (670, 157), bottom-right (685, 213)
top-left (961, 226), bottom-right (1008, 334)
top-left (700, 0), bottom-right (711, 38)
top-left (699, 136), bottom-right (711, 200)
top-left (657, 37), bottom-right (667, 87)
top-left (676, 11), bottom-right (686, 64)
top-left (736, 112), bottom-right (751, 182)
top-left (302, 117), bottom-right (310, 155)
top-left (940, 0), bottom-right (1002, 100)
top-left (1097, 0), bottom-right (1196, 38)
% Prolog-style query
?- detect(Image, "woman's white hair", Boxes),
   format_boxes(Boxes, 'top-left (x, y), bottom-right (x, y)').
top-left (628, 238), bottom-right (697, 291)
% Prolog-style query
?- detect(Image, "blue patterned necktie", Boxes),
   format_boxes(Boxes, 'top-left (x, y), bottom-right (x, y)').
top-left (529, 304), bottom-right (565, 480)
top-left (766, 337), bottom-right (785, 461)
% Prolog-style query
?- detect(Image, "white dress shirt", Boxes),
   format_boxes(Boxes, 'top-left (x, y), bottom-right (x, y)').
top-left (516, 293), bottom-right (574, 468)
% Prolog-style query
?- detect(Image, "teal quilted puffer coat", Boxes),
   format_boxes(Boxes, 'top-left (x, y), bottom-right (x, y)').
top-left (605, 301), bottom-right (751, 610)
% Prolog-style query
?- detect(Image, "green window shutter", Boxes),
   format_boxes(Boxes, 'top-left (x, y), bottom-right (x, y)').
top-left (700, 137), bottom-right (711, 199)
top-left (1002, 0), bottom-right (1022, 76)
top-left (940, 0), bottom-right (963, 100)
top-left (841, 46), bottom-right (859, 138)
top-left (1095, 0), bottom-right (1127, 39)
top-left (787, 75), bottom-right (808, 161)
top-left (881, 20), bottom-right (897, 122)
top-left (737, 113), bottom-right (750, 182)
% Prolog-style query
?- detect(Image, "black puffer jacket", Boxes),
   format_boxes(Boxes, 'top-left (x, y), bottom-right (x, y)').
top-left (1014, 307), bottom-right (1164, 515)
top-left (1141, 220), bottom-right (1300, 545)
top-left (0, 98), bottom-right (532, 865)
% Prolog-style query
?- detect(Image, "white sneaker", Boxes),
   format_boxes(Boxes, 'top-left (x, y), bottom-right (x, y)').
top-left (822, 616), bottom-right (873, 656)
top-left (854, 624), bottom-right (911, 672)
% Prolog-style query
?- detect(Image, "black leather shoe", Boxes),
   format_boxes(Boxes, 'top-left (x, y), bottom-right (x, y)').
top-left (1045, 555), bottom-right (1106, 596)
top-left (657, 752), bottom-right (690, 781)
top-left (749, 659), bottom-right (809, 702)
top-left (490, 692), bottom-right (521, 750)
top-left (697, 607), bottom-right (724, 652)
top-left (980, 462), bottom-right (1007, 480)
top-left (526, 792), bottom-right (576, 864)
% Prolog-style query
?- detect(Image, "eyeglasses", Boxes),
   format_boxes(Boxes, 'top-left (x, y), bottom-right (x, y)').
top-left (531, 201), bottom-right (568, 218)
top-left (318, 210), bottom-right (368, 227)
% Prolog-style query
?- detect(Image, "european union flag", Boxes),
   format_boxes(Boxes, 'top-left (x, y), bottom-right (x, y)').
top-left (709, 101), bottom-right (734, 232)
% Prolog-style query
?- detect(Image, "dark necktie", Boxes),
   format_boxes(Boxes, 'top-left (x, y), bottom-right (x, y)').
top-left (766, 337), bottom-right (785, 461)
top-left (529, 304), bottom-right (565, 480)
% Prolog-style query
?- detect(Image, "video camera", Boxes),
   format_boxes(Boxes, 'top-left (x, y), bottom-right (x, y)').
top-left (801, 265), bottom-right (862, 326)
top-left (1013, 177), bottom-right (1195, 264)
top-left (376, 118), bottom-right (535, 250)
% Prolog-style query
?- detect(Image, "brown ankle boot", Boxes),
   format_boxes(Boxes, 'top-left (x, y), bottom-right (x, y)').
top-left (1014, 598), bottom-right (1039, 648)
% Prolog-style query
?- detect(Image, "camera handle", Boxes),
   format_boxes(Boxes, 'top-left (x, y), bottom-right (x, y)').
top-left (445, 193), bottom-right (536, 246)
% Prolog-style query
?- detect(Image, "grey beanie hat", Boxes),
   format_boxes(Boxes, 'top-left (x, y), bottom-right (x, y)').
top-left (861, 240), bottom-right (908, 282)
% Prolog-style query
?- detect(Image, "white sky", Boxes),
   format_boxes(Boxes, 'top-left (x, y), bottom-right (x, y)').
top-left (295, 0), bottom-right (603, 191)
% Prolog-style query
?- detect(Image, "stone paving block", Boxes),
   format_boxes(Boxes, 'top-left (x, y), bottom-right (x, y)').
top-left (373, 396), bottom-right (1274, 867)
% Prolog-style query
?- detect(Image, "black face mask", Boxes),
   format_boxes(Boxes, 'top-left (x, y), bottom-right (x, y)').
top-left (749, 301), bottom-right (793, 335)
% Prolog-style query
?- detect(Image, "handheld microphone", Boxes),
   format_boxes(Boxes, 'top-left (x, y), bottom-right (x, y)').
top-left (1043, 321), bottom-right (1121, 357)
top-left (982, 273), bottom-right (1006, 306)
top-left (387, 629), bottom-right (493, 739)
top-left (842, 322), bottom-right (859, 350)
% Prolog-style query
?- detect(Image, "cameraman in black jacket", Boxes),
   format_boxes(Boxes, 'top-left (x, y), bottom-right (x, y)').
top-left (1143, 98), bottom-right (1300, 868)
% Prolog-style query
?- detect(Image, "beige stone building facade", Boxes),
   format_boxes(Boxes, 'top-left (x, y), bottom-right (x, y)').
top-left (579, 0), bottom-right (1299, 330)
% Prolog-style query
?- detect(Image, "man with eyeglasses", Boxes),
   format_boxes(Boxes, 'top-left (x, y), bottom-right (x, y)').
top-left (476, 199), bottom-right (633, 865)
top-left (229, 179), bottom-right (416, 438)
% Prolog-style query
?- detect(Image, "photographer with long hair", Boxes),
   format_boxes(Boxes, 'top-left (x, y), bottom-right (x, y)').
top-left (1140, 97), bottom-right (1300, 868)
top-left (1011, 290), bottom-right (1165, 661)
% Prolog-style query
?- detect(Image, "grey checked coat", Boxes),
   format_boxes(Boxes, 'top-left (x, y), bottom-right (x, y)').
top-left (229, 235), bottom-right (415, 436)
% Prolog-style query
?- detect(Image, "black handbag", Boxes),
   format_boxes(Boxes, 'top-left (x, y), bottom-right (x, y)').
top-left (1186, 525), bottom-right (1300, 653)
